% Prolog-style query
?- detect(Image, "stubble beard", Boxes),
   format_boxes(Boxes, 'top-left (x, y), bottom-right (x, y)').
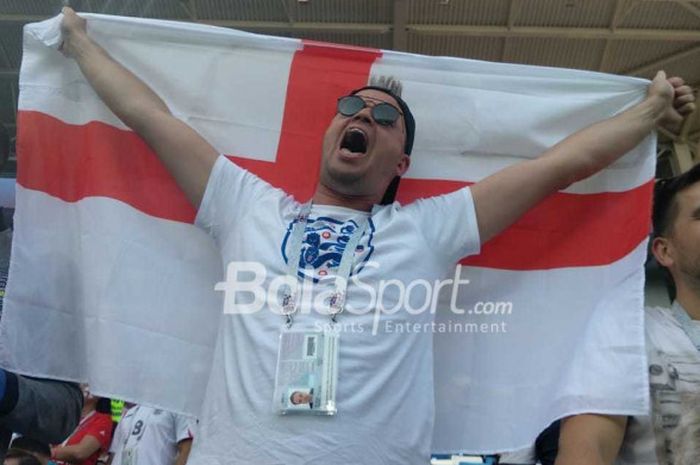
top-left (320, 162), bottom-right (368, 197)
top-left (679, 254), bottom-right (700, 295)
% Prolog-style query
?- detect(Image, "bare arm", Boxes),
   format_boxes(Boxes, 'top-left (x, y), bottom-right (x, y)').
top-left (51, 435), bottom-right (102, 463)
top-left (471, 71), bottom-right (694, 244)
top-left (555, 414), bottom-right (627, 465)
top-left (174, 438), bottom-right (193, 465)
top-left (60, 7), bottom-right (218, 208)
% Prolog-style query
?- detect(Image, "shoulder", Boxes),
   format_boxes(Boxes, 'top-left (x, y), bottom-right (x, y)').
top-left (644, 305), bottom-right (679, 332)
top-left (94, 412), bottom-right (114, 428)
top-left (377, 186), bottom-right (473, 220)
top-left (83, 413), bottom-right (112, 442)
top-left (211, 155), bottom-right (288, 201)
top-left (644, 306), bottom-right (675, 345)
top-left (644, 305), bottom-right (698, 359)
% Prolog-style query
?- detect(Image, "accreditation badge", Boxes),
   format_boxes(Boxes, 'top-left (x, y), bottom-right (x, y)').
top-left (273, 329), bottom-right (339, 416)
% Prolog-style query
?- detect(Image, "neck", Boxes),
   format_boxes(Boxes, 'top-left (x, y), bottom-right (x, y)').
top-left (81, 402), bottom-right (96, 418)
top-left (312, 183), bottom-right (377, 212)
top-left (675, 278), bottom-right (700, 320)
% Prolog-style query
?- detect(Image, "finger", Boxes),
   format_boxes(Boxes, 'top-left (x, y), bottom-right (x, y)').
top-left (667, 76), bottom-right (684, 88)
top-left (674, 93), bottom-right (696, 107)
top-left (674, 85), bottom-right (694, 97)
top-left (677, 102), bottom-right (696, 115)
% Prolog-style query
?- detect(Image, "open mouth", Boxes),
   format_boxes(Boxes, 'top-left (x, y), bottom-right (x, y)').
top-left (339, 128), bottom-right (368, 157)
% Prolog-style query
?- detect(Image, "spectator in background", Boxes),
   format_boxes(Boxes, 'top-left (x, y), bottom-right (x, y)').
top-left (107, 404), bottom-right (194, 465)
top-left (4, 449), bottom-right (41, 465)
top-left (7, 437), bottom-right (51, 465)
top-left (555, 164), bottom-right (700, 465)
top-left (0, 124), bottom-right (83, 461)
top-left (51, 385), bottom-right (112, 465)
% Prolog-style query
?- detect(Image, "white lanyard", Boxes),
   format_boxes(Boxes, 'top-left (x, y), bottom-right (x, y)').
top-left (671, 301), bottom-right (700, 352)
top-left (281, 202), bottom-right (368, 328)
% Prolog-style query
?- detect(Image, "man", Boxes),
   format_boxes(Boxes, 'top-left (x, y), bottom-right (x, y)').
top-left (59, 7), bottom-right (695, 465)
top-left (555, 162), bottom-right (700, 465)
top-left (51, 386), bottom-right (112, 465)
top-left (106, 404), bottom-right (193, 465)
top-left (0, 126), bottom-right (83, 462)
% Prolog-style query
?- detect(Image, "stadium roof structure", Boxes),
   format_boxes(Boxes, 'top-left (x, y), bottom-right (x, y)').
top-left (0, 0), bottom-right (697, 174)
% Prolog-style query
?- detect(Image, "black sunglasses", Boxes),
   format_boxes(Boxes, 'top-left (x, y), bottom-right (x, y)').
top-left (337, 95), bottom-right (402, 126)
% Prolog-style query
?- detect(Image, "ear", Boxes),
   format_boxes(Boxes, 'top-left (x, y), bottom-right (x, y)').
top-left (396, 154), bottom-right (410, 177)
top-left (651, 236), bottom-right (675, 268)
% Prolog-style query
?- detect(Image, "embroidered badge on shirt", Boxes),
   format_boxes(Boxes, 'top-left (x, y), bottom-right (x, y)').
top-left (281, 215), bottom-right (374, 282)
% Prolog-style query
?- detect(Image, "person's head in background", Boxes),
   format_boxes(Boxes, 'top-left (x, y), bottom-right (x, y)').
top-left (8, 437), bottom-right (50, 465)
top-left (4, 449), bottom-right (42, 465)
top-left (80, 383), bottom-right (99, 416)
top-left (651, 163), bottom-right (700, 309)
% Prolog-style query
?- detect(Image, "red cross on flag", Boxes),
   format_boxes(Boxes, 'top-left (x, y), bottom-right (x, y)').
top-left (0, 13), bottom-right (652, 453)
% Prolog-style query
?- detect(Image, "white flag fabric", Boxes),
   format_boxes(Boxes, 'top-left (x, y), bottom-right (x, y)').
top-left (0, 13), bottom-right (653, 454)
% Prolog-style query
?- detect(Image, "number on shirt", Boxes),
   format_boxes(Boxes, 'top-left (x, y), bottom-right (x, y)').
top-left (131, 420), bottom-right (146, 441)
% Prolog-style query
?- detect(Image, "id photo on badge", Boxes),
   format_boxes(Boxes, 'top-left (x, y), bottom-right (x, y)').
top-left (276, 373), bottom-right (323, 414)
top-left (287, 387), bottom-right (315, 410)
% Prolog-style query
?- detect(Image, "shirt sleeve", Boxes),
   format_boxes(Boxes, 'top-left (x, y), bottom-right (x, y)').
top-left (195, 155), bottom-right (279, 242)
top-left (0, 375), bottom-right (83, 444)
top-left (172, 413), bottom-right (195, 443)
top-left (86, 414), bottom-right (113, 451)
top-left (402, 187), bottom-right (481, 264)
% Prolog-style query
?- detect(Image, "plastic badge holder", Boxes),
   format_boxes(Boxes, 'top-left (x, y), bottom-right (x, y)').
top-left (273, 329), bottom-right (339, 416)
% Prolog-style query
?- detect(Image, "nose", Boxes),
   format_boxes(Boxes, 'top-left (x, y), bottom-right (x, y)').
top-left (352, 106), bottom-right (373, 125)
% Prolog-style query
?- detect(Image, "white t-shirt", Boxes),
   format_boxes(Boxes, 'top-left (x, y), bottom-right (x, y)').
top-left (188, 156), bottom-right (481, 465)
top-left (499, 445), bottom-right (536, 464)
top-left (617, 304), bottom-right (700, 465)
top-left (109, 405), bottom-right (194, 465)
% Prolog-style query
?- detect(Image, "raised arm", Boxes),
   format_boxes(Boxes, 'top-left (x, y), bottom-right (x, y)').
top-left (60, 7), bottom-right (218, 208)
top-left (555, 414), bottom-right (627, 465)
top-left (471, 72), bottom-right (695, 244)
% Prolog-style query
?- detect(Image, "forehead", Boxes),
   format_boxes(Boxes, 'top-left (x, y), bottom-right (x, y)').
top-left (677, 181), bottom-right (700, 213)
top-left (354, 89), bottom-right (400, 108)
